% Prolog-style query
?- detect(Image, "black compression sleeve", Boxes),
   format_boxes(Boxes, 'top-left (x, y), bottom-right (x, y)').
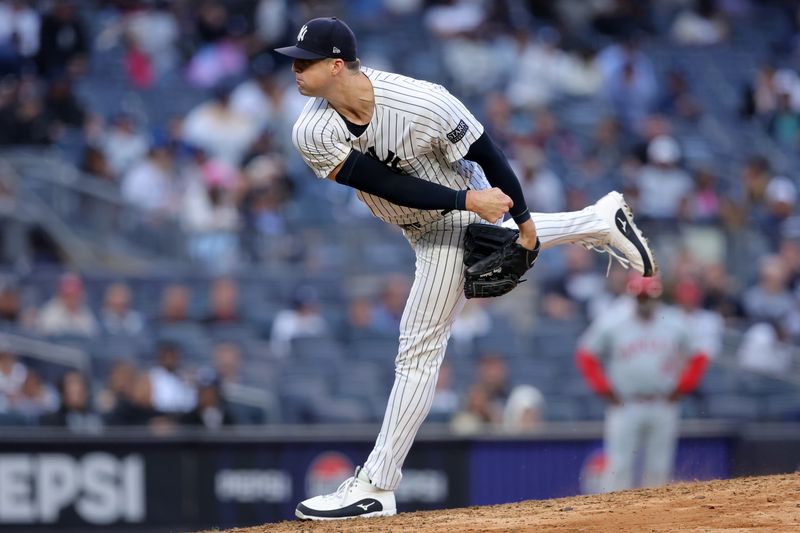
top-left (464, 131), bottom-right (531, 224)
top-left (336, 150), bottom-right (468, 211)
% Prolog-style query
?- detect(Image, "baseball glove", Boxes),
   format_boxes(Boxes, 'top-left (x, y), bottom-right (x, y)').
top-left (463, 223), bottom-right (540, 299)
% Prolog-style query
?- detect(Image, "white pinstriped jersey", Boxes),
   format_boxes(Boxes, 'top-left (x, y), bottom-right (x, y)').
top-left (292, 67), bottom-right (490, 226)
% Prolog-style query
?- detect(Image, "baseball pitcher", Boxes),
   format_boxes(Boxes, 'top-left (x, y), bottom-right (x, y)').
top-left (275, 17), bottom-right (657, 520)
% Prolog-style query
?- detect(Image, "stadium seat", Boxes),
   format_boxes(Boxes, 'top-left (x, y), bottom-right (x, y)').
top-left (705, 394), bottom-right (761, 420)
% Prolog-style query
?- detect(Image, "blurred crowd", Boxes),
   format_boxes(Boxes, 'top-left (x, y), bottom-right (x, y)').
top-left (2, 0), bottom-right (800, 430)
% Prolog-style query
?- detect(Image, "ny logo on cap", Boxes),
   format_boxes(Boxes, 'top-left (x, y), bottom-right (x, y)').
top-left (333, 46), bottom-right (340, 54)
top-left (297, 25), bottom-right (308, 42)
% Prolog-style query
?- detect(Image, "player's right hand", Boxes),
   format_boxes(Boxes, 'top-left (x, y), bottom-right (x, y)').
top-left (466, 188), bottom-right (513, 223)
top-left (603, 391), bottom-right (622, 405)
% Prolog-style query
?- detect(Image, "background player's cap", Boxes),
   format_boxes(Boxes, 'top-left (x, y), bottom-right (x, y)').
top-left (274, 17), bottom-right (357, 62)
top-left (626, 273), bottom-right (663, 299)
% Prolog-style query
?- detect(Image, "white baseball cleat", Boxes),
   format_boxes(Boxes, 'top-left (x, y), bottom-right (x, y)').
top-left (295, 466), bottom-right (397, 520)
top-left (583, 191), bottom-right (657, 277)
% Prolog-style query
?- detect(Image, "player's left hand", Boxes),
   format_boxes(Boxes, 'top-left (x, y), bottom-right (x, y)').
top-left (516, 219), bottom-right (539, 250)
top-left (463, 223), bottom-right (540, 298)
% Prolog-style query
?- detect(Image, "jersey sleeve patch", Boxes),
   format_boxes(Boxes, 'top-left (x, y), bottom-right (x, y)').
top-left (446, 119), bottom-right (469, 144)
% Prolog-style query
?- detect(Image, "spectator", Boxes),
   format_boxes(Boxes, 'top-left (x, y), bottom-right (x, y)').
top-left (672, 277), bottom-right (724, 359)
top-left (635, 135), bottom-right (693, 224)
top-left (701, 263), bottom-right (745, 324)
top-left (0, 280), bottom-right (23, 327)
top-left (159, 284), bottom-right (193, 324)
top-left (506, 27), bottom-right (568, 109)
top-left (101, 113), bottom-right (149, 177)
top-left (254, 0), bottom-right (290, 49)
top-left (181, 152), bottom-right (241, 271)
top-left (213, 342), bottom-right (244, 386)
top-left (658, 69), bottom-right (703, 121)
top-left (121, 143), bottom-right (178, 214)
top-left (683, 167), bottom-right (721, 225)
top-left (475, 352), bottom-right (510, 417)
top-left (202, 277), bottom-right (244, 325)
top-left (450, 384), bottom-right (496, 434)
top-left (180, 369), bottom-right (234, 429)
top-left (12, 369), bottom-right (58, 419)
top-left (43, 76), bottom-right (85, 129)
top-left (181, 86), bottom-right (259, 166)
top-left (737, 319), bottom-right (793, 375)
top-left (270, 286), bottom-right (329, 358)
top-left (598, 36), bottom-right (657, 132)
top-left (123, 0), bottom-right (179, 81)
top-left (482, 91), bottom-right (514, 149)
top-left (0, 346), bottom-right (26, 410)
top-left (123, 31), bottom-right (153, 89)
top-left (100, 282), bottom-right (145, 335)
top-left (371, 274), bottom-right (410, 335)
top-left (230, 59), bottom-right (279, 132)
top-left (450, 299), bottom-right (492, 353)
top-left (428, 361), bottom-right (459, 423)
top-left (40, 371), bottom-right (103, 432)
top-left (79, 145), bottom-right (115, 182)
top-left (511, 142), bottom-right (566, 213)
top-left (743, 64), bottom-right (779, 118)
top-left (762, 176), bottom-right (798, 249)
top-left (587, 265), bottom-right (633, 322)
top-left (36, 273), bottom-right (98, 337)
top-left (0, 0), bottom-right (40, 75)
top-left (36, 1), bottom-right (88, 78)
top-left (0, 86), bottom-right (54, 145)
top-left (721, 155), bottom-right (773, 231)
top-left (767, 91), bottom-right (800, 147)
top-left (543, 245), bottom-right (606, 317)
top-left (346, 297), bottom-right (377, 339)
top-left (671, 0), bottom-right (729, 46)
top-left (742, 255), bottom-right (794, 323)
top-left (148, 341), bottom-right (196, 414)
top-left (95, 359), bottom-right (137, 418)
top-left (502, 384), bottom-right (545, 432)
top-left (194, 0), bottom-right (230, 45)
top-left (560, 45), bottom-right (603, 98)
top-left (106, 371), bottom-right (165, 426)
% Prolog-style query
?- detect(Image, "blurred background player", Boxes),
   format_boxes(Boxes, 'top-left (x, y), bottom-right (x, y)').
top-left (575, 274), bottom-right (709, 491)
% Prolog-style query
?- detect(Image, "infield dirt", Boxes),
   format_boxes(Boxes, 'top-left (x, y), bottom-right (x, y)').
top-left (205, 473), bottom-right (799, 532)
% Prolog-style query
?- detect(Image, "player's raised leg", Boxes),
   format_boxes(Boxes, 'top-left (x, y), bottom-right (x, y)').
top-left (501, 191), bottom-right (657, 276)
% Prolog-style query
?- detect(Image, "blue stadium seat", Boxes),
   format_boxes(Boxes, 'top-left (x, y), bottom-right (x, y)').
top-left (545, 397), bottom-right (582, 422)
top-left (350, 337), bottom-right (399, 361)
top-left (290, 335), bottom-right (345, 363)
top-left (705, 394), bottom-right (760, 420)
top-left (760, 393), bottom-right (800, 422)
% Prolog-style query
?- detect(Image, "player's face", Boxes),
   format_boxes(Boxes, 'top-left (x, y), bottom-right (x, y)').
top-left (291, 58), bottom-right (332, 96)
top-left (635, 294), bottom-right (657, 319)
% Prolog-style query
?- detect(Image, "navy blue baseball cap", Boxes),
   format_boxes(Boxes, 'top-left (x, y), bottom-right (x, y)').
top-left (274, 17), bottom-right (357, 62)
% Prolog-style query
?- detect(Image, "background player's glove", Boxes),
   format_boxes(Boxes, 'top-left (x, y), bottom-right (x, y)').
top-left (463, 223), bottom-right (540, 298)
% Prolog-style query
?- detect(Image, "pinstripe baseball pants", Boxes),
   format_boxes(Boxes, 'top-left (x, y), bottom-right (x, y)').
top-left (363, 205), bottom-right (610, 489)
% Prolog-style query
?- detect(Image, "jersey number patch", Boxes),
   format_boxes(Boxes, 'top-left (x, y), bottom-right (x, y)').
top-left (446, 120), bottom-right (469, 143)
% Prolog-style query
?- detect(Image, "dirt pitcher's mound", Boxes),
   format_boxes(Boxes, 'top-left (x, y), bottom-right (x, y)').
top-left (211, 473), bottom-right (800, 533)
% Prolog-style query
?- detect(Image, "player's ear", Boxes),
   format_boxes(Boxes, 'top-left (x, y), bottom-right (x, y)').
top-left (330, 58), bottom-right (345, 76)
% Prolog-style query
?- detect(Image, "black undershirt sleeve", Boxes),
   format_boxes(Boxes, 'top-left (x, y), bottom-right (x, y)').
top-left (336, 150), bottom-right (468, 211)
top-left (464, 131), bottom-right (531, 225)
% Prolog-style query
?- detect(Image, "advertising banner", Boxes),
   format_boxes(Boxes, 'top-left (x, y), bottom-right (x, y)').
top-left (0, 428), bottom-right (758, 530)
